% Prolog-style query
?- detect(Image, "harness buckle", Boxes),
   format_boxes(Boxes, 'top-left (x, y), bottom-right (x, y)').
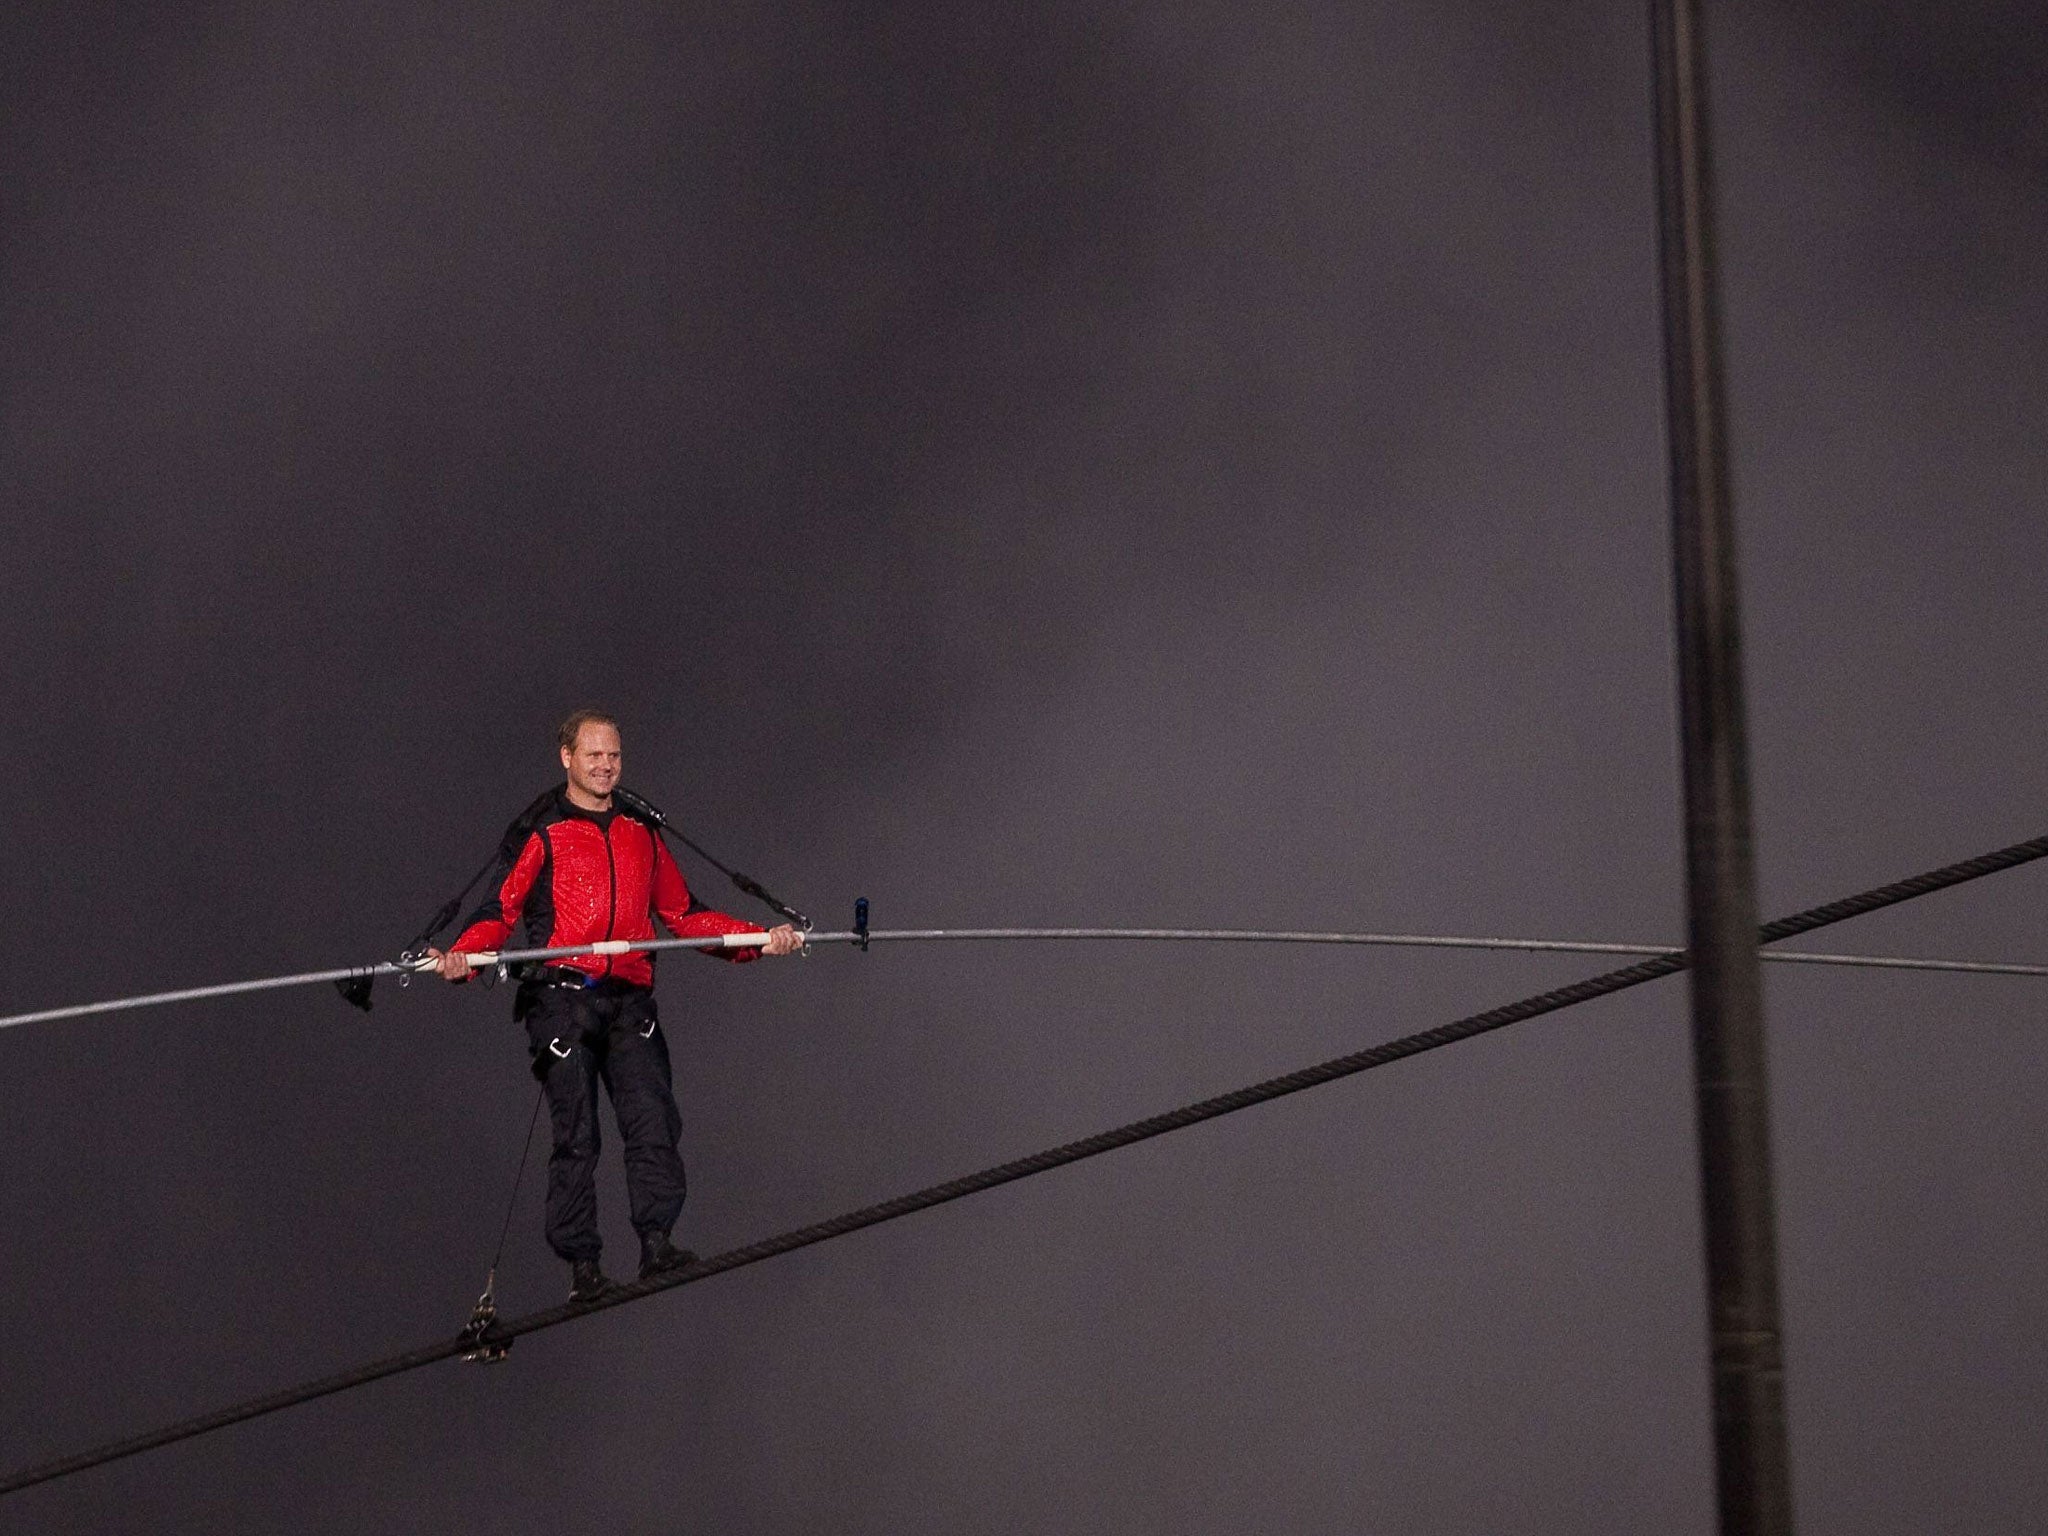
top-left (459, 1283), bottom-right (512, 1364)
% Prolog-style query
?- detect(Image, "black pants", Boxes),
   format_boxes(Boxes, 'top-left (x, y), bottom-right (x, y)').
top-left (519, 979), bottom-right (686, 1264)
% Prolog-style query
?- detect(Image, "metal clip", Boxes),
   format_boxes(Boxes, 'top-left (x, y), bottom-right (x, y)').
top-left (459, 1281), bottom-right (512, 1364)
top-left (393, 949), bottom-right (427, 993)
top-left (854, 897), bottom-right (869, 952)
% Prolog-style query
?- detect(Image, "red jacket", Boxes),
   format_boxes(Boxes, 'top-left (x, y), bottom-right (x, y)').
top-left (451, 794), bottom-right (760, 987)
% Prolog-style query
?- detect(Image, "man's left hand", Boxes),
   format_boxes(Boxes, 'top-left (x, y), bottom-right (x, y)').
top-left (762, 924), bottom-right (804, 957)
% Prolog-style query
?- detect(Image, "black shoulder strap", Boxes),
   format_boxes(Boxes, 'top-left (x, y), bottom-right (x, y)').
top-left (616, 784), bottom-right (811, 929)
top-left (339, 788), bottom-right (561, 1013)
top-left (404, 787), bottom-right (558, 956)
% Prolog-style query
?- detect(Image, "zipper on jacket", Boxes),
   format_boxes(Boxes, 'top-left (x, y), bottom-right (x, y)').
top-left (601, 820), bottom-right (619, 978)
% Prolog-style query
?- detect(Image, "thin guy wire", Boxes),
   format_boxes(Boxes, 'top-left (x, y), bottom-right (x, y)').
top-left (4, 929), bottom-right (2045, 1036)
top-left (4, 830), bottom-right (2043, 1498)
top-left (486, 1085), bottom-right (548, 1283)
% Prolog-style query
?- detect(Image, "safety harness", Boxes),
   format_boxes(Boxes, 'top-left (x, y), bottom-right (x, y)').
top-left (335, 785), bottom-right (809, 1013)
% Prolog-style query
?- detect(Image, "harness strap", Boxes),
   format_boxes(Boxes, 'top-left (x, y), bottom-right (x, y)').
top-left (615, 785), bottom-right (811, 929)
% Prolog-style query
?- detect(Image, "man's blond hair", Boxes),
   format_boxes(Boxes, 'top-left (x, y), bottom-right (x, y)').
top-left (557, 708), bottom-right (620, 753)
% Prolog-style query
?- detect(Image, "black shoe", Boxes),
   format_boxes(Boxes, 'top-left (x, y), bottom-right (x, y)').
top-left (639, 1233), bottom-right (699, 1280)
top-left (568, 1259), bottom-right (613, 1303)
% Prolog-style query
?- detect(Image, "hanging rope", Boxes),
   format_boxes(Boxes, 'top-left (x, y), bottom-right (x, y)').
top-left (458, 1083), bottom-right (548, 1364)
top-left (4, 830), bottom-right (2043, 1499)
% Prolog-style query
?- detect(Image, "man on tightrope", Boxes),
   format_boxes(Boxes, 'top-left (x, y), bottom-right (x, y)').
top-left (427, 709), bottom-right (803, 1302)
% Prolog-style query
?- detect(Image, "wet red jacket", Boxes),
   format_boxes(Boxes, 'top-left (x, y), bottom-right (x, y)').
top-left (451, 794), bottom-right (760, 987)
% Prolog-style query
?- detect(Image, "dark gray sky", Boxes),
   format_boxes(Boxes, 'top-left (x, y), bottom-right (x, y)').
top-left (3, 2), bottom-right (2044, 1531)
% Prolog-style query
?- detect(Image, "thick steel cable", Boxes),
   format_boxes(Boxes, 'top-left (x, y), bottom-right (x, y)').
top-left (4, 831), bottom-right (2043, 1499)
top-left (4, 928), bottom-right (2045, 1037)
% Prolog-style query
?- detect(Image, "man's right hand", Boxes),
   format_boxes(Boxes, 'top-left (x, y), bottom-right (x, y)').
top-left (425, 947), bottom-right (473, 982)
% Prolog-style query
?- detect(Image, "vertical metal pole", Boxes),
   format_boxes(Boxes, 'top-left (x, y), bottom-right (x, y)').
top-left (1647, 2), bottom-right (1796, 1534)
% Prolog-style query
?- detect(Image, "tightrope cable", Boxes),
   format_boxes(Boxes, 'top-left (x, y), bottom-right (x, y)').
top-left (3, 831), bottom-right (2045, 1498)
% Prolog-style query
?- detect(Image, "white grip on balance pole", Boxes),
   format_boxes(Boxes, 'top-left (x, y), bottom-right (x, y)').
top-left (721, 932), bottom-right (772, 948)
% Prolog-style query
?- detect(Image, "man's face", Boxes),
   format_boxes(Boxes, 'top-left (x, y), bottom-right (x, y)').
top-left (562, 722), bottom-right (623, 802)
